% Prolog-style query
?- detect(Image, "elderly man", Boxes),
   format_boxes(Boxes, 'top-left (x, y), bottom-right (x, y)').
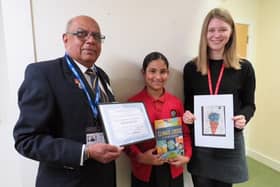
top-left (14, 15), bottom-right (123, 187)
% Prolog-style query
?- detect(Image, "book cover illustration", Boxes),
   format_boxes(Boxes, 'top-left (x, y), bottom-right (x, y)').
top-left (154, 117), bottom-right (184, 159)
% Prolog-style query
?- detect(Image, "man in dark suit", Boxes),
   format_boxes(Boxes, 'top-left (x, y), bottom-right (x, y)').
top-left (13, 15), bottom-right (123, 187)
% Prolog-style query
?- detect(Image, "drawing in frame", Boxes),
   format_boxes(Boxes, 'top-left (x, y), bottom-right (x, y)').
top-left (194, 94), bottom-right (234, 149)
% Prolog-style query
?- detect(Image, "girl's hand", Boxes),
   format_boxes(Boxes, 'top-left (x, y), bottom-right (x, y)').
top-left (136, 148), bottom-right (165, 166)
top-left (168, 155), bottom-right (190, 167)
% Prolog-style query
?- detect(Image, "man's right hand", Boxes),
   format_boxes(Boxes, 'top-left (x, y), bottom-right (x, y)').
top-left (87, 143), bottom-right (124, 164)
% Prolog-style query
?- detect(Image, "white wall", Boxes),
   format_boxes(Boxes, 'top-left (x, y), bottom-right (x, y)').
top-left (0, 0), bottom-right (261, 186)
top-left (30, 0), bottom-right (231, 102)
top-left (0, 0), bottom-right (37, 186)
top-left (0, 0), bottom-right (7, 123)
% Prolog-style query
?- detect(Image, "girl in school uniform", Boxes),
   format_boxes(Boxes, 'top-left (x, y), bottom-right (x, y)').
top-left (125, 51), bottom-right (192, 187)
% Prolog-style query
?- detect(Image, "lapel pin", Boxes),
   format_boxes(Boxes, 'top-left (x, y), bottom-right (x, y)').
top-left (74, 78), bottom-right (82, 89)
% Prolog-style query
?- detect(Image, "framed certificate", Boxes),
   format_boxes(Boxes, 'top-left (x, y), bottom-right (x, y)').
top-left (98, 102), bottom-right (154, 146)
top-left (194, 94), bottom-right (234, 149)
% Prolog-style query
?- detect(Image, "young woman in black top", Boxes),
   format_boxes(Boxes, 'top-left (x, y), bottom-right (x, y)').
top-left (183, 8), bottom-right (256, 187)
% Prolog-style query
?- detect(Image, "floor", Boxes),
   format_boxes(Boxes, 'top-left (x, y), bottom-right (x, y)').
top-left (183, 157), bottom-right (280, 187)
top-left (234, 157), bottom-right (280, 187)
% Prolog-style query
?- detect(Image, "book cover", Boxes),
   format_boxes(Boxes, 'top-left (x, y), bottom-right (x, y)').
top-left (154, 117), bottom-right (184, 159)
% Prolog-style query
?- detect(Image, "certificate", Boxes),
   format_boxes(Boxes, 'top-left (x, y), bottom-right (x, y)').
top-left (194, 94), bottom-right (234, 149)
top-left (98, 102), bottom-right (154, 146)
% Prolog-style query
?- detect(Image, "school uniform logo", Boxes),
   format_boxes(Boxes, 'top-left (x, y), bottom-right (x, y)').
top-left (170, 109), bottom-right (177, 117)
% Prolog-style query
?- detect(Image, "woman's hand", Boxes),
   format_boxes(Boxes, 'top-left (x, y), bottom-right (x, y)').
top-left (233, 115), bottom-right (247, 129)
top-left (183, 110), bottom-right (196, 125)
top-left (168, 155), bottom-right (190, 167)
top-left (136, 148), bottom-right (165, 166)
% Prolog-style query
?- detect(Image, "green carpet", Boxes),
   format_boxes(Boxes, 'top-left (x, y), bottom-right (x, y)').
top-left (234, 157), bottom-right (280, 187)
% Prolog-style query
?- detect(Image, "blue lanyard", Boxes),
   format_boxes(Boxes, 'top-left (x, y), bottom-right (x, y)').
top-left (65, 54), bottom-right (100, 118)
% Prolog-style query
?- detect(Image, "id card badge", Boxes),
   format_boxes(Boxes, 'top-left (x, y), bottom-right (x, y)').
top-left (86, 126), bottom-right (105, 144)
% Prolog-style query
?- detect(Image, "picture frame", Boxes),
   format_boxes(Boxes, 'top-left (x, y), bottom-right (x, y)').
top-left (194, 94), bottom-right (234, 149)
top-left (98, 102), bottom-right (154, 146)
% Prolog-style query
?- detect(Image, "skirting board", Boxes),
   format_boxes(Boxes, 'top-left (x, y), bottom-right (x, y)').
top-left (247, 149), bottom-right (280, 172)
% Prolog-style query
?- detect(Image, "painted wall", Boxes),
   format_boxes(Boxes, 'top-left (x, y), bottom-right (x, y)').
top-left (0, 0), bottom-right (36, 186)
top-left (0, 0), bottom-right (7, 124)
top-left (1, 0), bottom-right (278, 187)
top-left (31, 0), bottom-right (221, 102)
top-left (246, 0), bottom-right (280, 170)
top-left (220, 0), bottom-right (280, 172)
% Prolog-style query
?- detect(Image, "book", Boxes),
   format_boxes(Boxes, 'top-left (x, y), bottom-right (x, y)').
top-left (154, 117), bottom-right (184, 159)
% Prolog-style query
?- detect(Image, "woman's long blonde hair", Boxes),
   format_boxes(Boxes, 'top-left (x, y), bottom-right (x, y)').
top-left (195, 8), bottom-right (241, 75)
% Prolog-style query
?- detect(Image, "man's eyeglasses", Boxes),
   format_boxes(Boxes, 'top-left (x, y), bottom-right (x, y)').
top-left (67, 30), bottom-right (105, 43)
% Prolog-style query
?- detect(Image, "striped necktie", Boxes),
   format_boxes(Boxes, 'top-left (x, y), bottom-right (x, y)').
top-left (85, 68), bottom-right (109, 103)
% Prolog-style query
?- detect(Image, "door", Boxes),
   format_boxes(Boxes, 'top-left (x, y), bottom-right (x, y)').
top-left (235, 23), bottom-right (249, 58)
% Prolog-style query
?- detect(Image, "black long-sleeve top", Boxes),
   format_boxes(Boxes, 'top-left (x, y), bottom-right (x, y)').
top-left (184, 59), bottom-right (256, 123)
top-left (183, 58), bottom-right (256, 183)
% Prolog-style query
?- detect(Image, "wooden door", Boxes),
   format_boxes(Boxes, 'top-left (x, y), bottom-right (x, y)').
top-left (235, 23), bottom-right (249, 58)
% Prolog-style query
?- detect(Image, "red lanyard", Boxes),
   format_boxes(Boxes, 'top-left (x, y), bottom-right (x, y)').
top-left (207, 63), bottom-right (225, 95)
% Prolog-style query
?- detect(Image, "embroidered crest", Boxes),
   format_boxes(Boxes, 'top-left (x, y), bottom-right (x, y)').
top-left (170, 109), bottom-right (177, 117)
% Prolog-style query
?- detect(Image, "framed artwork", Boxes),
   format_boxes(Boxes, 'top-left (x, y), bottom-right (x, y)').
top-left (194, 94), bottom-right (234, 149)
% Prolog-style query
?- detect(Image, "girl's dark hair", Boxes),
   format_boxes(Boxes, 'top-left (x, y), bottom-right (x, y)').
top-left (142, 51), bottom-right (169, 72)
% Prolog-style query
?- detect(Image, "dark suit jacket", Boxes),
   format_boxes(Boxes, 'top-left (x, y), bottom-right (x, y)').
top-left (13, 57), bottom-right (116, 187)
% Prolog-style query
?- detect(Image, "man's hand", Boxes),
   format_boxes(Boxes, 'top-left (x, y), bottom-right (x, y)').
top-left (87, 143), bottom-right (124, 164)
